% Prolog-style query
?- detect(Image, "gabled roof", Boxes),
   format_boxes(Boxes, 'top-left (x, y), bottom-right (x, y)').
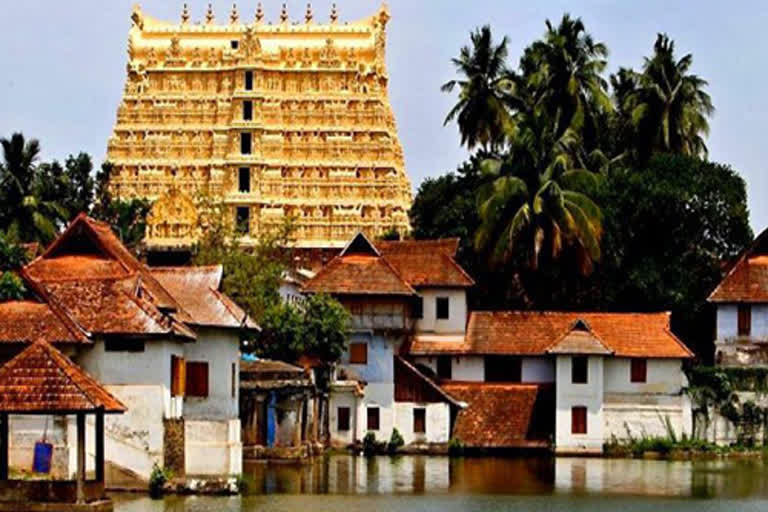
top-left (546, 319), bottom-right (613, 355)
top-left (0, 301), bottom-right (87, 344)
top-left (709, 229), bottom-right (768, 302)
top-left (394, 356), bottom-right (463, 407)
top-left (302, 233), bottom-right (473, 295)
top-left (409, 311), bottom-right (693, 359)
top-left (151, 266), bottom-right (259, 330)
top-left (0, 340), bottom-right (126, 414)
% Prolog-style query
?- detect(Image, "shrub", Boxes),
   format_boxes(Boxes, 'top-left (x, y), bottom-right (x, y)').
top-left (362, 432), bottom-right (380, 456)
top-left (448, 437), bottom-right (465, 456)
top-left (148, 463), bottom-right (172, 498)
top-left (388, 428), bottom-right (405, 454)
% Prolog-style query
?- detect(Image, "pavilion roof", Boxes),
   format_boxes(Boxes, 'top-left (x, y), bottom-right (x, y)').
top-left (0, 340), bottom-right (125, 414)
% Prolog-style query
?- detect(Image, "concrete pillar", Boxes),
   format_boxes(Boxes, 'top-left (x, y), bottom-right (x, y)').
top-left (293, 400), bottom-right (302, 447)
top-left (0, 413), bottom-right (8, 481)
top-left (76, 413), bottom-right (85, 503)
top-left (95, 410), bottom-right (104, 483)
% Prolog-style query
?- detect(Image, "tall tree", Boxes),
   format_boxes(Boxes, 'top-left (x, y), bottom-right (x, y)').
top-left (620, 34), bottom-right (714, 160)
top-left (0, 133), bottom-right (66, 243)
top-left (441, 25), bottom-right (510, 151)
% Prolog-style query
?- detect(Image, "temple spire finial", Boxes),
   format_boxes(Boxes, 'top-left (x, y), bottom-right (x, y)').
top-left (205, 3), bottom-right (215, 24)
top-left (305, 3), bottom-right (313, 24)
top-left (280, 3), bottom-right (289, 24)
top-left (230, 3), bottom-right (239, 24)
top-left (255, 2), bottom-right (264, 23)
top-left (330, 3), bottom-right (338, 24)
top-left (181, 3), bottom-right (190, 24)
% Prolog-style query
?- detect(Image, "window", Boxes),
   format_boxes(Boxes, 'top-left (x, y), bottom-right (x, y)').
top-left (436, 356), bottom-right (452, 380)
top-left (186, 361), bottom-right (209, 398)
top-left (236, 207), bottom-right (250, 235)
top-left (105, 339), bottom-right (145, 352)
top-left (243, 100), bottom-right (253, 121)
top-left (231, 40), bottom-right (239, 50)
top-left (240, 132), bottom-right (252, 154)
top-left (170, 355), bottom-right (186, 397)
top-left (231, 362), bottom-right (237, 398)
top-left (244, 70), bottom-right (254, 90)
top-left (337, 407), bottom-right (351, 431)
top-left (349, 342), bottom-right (367, 365)
top-left (738, 304), bottom-right (751, 336)
top-left (238, 167), bottom-right (251, 193)
top-left (571, 356), bottom-right (588, 384)
top-left (484, 356), bottom-right (521, 382)
top-left (630, 358), bottom-right (647, 383)
top-left (367, 407), bottom-right (380, 431)
top-left (571, 406), bottom-right (587, 434)
top-left (412, 296), bottom-right (424, 319)
top-left (436, 297), bottom-right (449, 320)
top-left (413, 408), bottom-right (426, 434)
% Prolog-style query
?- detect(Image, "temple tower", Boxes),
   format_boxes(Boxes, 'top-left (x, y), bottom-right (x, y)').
top-left (107, 3), bottom-right (412, 253)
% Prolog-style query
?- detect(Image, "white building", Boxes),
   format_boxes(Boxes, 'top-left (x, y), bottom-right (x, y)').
top-left (2, 214), bottom-right (257, 483)
top-left (305, 233), bottom-right (694, 453)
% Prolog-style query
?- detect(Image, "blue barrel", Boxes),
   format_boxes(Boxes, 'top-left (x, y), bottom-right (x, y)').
top-left (32, 441), bottom-right (53, 474)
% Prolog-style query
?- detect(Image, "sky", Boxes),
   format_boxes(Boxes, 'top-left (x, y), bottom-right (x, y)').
top-left (1, 1), bottom-right (767, 232)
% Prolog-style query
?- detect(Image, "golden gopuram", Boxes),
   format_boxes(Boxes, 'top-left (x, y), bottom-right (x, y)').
top-left (107, 2), bottom-right (412, 257)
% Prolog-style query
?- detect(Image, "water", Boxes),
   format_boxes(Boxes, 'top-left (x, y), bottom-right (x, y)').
top-left (113, 455), bottom-right (768, 511)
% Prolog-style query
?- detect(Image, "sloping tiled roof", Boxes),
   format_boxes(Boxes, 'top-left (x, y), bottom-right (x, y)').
top-left (0, 301), bottom-right (87, 344)
top-left (303, 254), bottom-right (416, 296)
top-left (394, 356), bottom-right (462, 407)
top-left (377, 239), bottom-right (474, 288)
top-left (547, 320), bottom-right (613, 355)
top-left (709, 255), bottom-right (768, 302)
top-left (409, 311), bottom-right (692, 359)
top-left (151, 266), bottom-right (258, 330)
top-left (442, 382), bottom-right (553, 447)
top-left (0, 340), bottom-right (126, 413)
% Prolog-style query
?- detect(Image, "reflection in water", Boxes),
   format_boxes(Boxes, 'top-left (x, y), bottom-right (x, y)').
top-left (113, 455), bottom-right (768, 511)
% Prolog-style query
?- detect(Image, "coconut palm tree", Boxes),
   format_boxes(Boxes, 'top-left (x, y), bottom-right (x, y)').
top-left (0, 133), bottom-right (67, 243)
top-left (625, 34), bottom-right (714, 159)
top-left (441, 25), bottom-right (510, 151)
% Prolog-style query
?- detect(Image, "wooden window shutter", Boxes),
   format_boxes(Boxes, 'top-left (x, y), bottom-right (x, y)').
top-left (349, 343), bottom-right (367, 365)
top-left (630, 358), bottom-right (647, 383)
top-left (186, 361), bottom-right (209, 398)
top-left (171, 355), bottom-right (186, 397)
top-left (571, 406), bottom-right (587, 434)
top-left (337, 407), bottom-right (350, 431)
top-left (738, 304), bottom-right (751, 336)
top-left (413, 408), bottom-right (426, 434)
top-left (367, 407), bottom-right (380, 431)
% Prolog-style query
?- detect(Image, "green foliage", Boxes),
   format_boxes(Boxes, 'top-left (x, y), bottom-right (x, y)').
top-left (448, 437), bottom-right (465, 456)
top-left (388, 428), bottom-right (405, 454)
top-left (0, 232), bottom-right (30, 271)
top-left (0, 272), bottom-right (25, 301)
top-left (378, 226), bottom-right (403, 241)
top-left (148, 463), bottom-right (172, 498)
top-left (257, 293), bottom-right (349, 363)
top-left (362, 432), bottom-right (385, 456)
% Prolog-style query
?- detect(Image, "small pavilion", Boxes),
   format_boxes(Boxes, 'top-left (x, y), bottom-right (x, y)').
top-left (0, 340), bottom-right (125, 512)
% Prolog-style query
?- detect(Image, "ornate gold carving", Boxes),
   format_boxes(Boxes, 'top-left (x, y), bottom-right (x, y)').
top-left (109, 3), bottom-right (411, 250)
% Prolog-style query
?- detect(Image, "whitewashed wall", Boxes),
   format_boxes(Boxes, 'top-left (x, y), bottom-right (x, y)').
top-left (716, 303), bottom-right (768, 341)
top-left (415, 289), bottom-right (467, 334)
top-left (185, 419), bottom-right (241, 475)
top-left (604, 358), bottom-right (685, 394)
top-left (358, 383), bottom-right (396, 443)
top-left (329, 388), bottom-right (361, 446)
top-left (522, 358), bottom-right (556, 383)
top-left (414, 355), bottom-right (554, 383)
top-left (182, 327), bottom-right (240, 420)
top-left (393, 402), bottom-right (450, 444)
top-left (555, 355), bottom-right (605, 453)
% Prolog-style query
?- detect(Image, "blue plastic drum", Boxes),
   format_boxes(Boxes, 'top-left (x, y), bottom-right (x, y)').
top-left (32, 441), bottom-right (53, 474)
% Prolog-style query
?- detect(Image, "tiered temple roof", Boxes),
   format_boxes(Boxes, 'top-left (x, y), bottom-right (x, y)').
top-left (108, 3), bottom-right (412, 250)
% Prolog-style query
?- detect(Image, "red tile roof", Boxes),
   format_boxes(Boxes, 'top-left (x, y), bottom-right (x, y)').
top-left (709, 255), bottom-right (768, 302)
top-left (442, 382), bottom-right (553, 447)
top-left (547, 320), bottom-right (613, 355)
top-left (0, 340), bottom-right (126, 413)
top-left (151, 266), bottom-right (258, 330)
top-left (377, 239), bottom-right (474, 288)
top-left (303, 233), bottom-right (473, 295)
top-left (0, 301), bottom-right (87, 344)
top-left (409, 311), bottom-right (692, 359)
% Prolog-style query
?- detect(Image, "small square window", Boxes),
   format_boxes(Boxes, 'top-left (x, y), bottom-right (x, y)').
top-left (631, 359), bottom-right (647, 383)
top-left (412, 296), bottom-right (424, 319)
top-left (186, 361), bottom-right (209, 398)
top-left (337, 407), bottom-right (350, 431)
top-left (436, 356), bottom-right (452, 380)
top-left (243, 100), bottom-right (253, 121)
top-left (367, 407), bottom-right (380, 431)
top-left (231, 40), bottom-right (239, 50)
top-left (238, 167), bottom-right (251, 193)
top-left (436, 297), bottom-right (449, 320)
top-left (244, 71), bottom-right (254, 91)
top-left (413, 408), bottom-right (426, 434)
top-left (105, 339), bottom-right (145, 352)
top-left (571, 406), bottom-right (587, 434)
top-left (572, 356), bottom-right (588, 384)
top-left (349, 342), bottom-right (367, 365)
top-left (236, 207), bottom-right (250, 235)
top-left (240, 132), bottom-right (252, 154)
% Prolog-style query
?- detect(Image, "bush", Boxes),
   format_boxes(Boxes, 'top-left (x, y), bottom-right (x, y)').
top-left (448, 437), bottom-right (465, 456)
top-left (388, 428), bottom-right (404, 454)
top-left (362, 432), bottom-right (387, 456)
top-left (148, 463), bottom-right (171, 498)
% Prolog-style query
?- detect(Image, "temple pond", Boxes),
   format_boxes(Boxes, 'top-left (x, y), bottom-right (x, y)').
top-left (113, 455), bottom-right (768, 511)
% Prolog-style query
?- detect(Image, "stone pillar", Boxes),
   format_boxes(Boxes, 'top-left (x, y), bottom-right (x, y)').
top-left (293, 400), bottom-right (302, 448)
top-left (95, 410), bottom-right (104, 483)
top-left (76, 413), bottom-right (85, 503)
top-left (0, 413), bottom-right (8, 481)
